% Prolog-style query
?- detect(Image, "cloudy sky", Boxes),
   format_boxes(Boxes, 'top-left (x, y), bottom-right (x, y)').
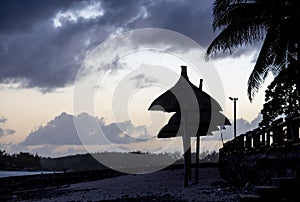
top-left (0, 0), bottom-right (272, 157)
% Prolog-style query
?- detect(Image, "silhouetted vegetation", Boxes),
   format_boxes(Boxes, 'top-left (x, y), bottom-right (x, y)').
top-left (0, 150), bottom-right (41, 171)
top-left (0, 150), bottom-right (219, 172)
top-left (41, 153), bottom-right (106, 171)
top-left (199, 151), bottom-right (219, 163)
top-left (42, 151), bottom-right (184, 172)
top-left (260, 62), bottom-right (300, 125)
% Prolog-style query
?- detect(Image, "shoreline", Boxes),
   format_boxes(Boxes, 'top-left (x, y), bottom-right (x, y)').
top-left (0, 163), bottom-right (242, 201)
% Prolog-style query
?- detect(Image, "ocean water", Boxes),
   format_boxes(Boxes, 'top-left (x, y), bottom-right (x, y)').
top-left (0, 170), bottom-right (54, 178)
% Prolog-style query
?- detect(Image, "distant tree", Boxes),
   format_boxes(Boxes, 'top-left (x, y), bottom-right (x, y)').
top-left (15, 152), bottom-right (41, 170)
top-left (260, 62), bottom-right (300, 125)
top-left (0, 150), bottom-right (6, 169)
top-left (200, 151), bottom-right (219, 163)
top-left (0, 149), bottom-right (6, 156)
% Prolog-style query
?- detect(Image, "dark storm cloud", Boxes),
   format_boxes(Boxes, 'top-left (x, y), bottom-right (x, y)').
top-left (145, 0), bottom-right (215, 47)
top-left (0, 0), bottom-right (73, 34)
top-left (0, 0), bottom-right (100, 91)
top-left (0, 0), bottom-right (256, 91)
top-left (99, 0), bottom-right (147, 27)
top-left (21, 112), bottom-right (151, 145)
top-left (0, 0), bottom-right (147, 91)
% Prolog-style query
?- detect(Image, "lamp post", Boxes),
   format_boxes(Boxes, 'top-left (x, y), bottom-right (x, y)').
top-left (229, 97), bottom-right (238, 139)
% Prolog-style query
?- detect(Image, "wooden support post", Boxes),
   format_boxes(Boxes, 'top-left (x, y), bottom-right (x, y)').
top-left (183, 135), bottom-right (189, 187)
top-left (238, 136), bottom-right (244, 152)
top-left (195, 134), bottom-right (200, 184)
top-left (246, 133), bottom-right (251, 150)
top-left (266, 130), bottom-right (270, 146)
top-left (195, 78), bottom-right (203, 184)
top-left (182, 109), bottom-right (189, 187)
top-left (254, 130), bottom-right (260, 148)
top-left (293, 116), bottom-right (300, 140)
top-left (188, 139), bottom-right (192, 181)
top-left (286, 114), bottom-right (299, 141)
top-left (272, 118), bottom-right (284, 146)
top-left (261, 127), bottom-right (266, 146)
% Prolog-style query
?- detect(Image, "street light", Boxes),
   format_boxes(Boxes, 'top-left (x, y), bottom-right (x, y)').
top-left (229, 97), bottom-right (238, 139)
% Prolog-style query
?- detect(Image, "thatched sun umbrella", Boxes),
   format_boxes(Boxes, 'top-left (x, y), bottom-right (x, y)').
top-left (148, 65), bottom-right (229, 187)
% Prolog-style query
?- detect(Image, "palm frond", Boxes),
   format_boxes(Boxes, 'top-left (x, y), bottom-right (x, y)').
top-left (206, 21), bottom-right (265, 59)
top-left (208, 0), bottom-right (300, 101)
top-left (213, 0), bottom-right (249, 20)
top-left (213, 2), bottom-right (265, 31)
top-left (247, 26), bottom-right (278, 101)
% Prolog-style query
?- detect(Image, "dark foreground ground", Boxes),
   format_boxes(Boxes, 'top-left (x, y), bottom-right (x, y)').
top-left (1, 164), bottom-right (242, 201)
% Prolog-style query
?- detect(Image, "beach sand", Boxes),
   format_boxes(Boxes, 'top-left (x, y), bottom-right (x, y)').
top-left (20, 167), bottom-right (240, 201)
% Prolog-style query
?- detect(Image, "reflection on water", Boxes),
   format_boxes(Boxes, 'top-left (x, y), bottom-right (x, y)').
top-left (0, 170), bottom-right (55, 178)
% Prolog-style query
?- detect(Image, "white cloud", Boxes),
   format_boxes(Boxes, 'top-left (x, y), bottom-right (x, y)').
top-left (53, 1), bottom-right (105, 28)
top-left (22, 112), bottom-right (151, 146)
top-left (203, 113), bottom-right (262, 142)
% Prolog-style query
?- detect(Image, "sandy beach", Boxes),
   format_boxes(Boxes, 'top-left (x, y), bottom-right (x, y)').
top-left (17, 167), bottom-right (240, 202)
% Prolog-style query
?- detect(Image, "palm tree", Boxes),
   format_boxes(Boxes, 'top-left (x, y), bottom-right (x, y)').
top-left (206, 0), bottom-right (300, 101)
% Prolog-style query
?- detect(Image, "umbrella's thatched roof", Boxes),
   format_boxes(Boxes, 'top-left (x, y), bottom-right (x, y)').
top-left (148, 66), bottom-right (222, 112)
top-left (157, 111), bottom-right (229, 138)
top-left (169, 111), bottom-right (231, 126)
top-left (157, 122), bottom-right (218, 138)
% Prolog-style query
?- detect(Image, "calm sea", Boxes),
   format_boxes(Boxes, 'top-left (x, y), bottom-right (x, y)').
top-left (0, 170), bottom-right (55, 178)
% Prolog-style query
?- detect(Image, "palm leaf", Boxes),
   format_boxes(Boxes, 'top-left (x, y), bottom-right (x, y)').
top-left (208, 0), bottom-right (300, 101)
top-left (247, 25), bottom-right (279, 101)
top-left (206, 20), bottom-right (265, 59)
top-left (213, 2), bottom-right (265, 31)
